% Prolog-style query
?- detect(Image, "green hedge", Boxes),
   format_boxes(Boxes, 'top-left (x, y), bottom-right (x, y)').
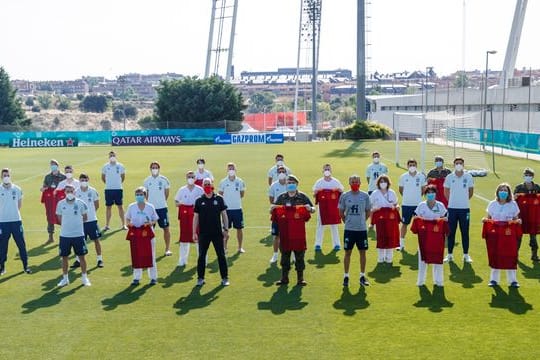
top-left (331, 120), bottom-right (392, 140)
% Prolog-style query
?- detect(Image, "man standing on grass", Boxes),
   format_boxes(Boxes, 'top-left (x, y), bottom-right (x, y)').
top-left (427, 155), bottom-right (451, 208)
top-left (514, 168), bottom-right (540, 262)
top-left (444, 157), bottom-right (474, 263)
top-left (0, 168), bottom-right (31, 275)
top-left (218, 162), bottom-right (246, 253)
top-left (267, 154), bottom-right (292, 186)
top-left (101, 150), bottom-right (126, 231)
top-left (268, 165), bottom-right (288, 263)
top-left (56, 184), bottom-right (91, 287)
top-left (41, 159), bottom-right (66, 244)
top-left (366, 151), bottom-right (388, 196)
top-left (144, 161), bottom-right (172, 256)
top-left (338, 175), bottom-right (371, 287)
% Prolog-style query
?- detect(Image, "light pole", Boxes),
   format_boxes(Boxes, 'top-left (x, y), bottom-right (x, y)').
top-left (262, 106), bottom-right (267, 133)
top-left (482, 50), bottom-right (497, 150)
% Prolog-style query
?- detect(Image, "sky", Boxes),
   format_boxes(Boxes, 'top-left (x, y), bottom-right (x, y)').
top-left (1, 0), bottom-right (538, 81)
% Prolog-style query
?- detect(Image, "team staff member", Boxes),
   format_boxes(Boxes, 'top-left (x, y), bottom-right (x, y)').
top-left (366, 151), bottom-right (388, 196)
top-left (267, 154), bottom-right (292, 185)
top-left (194, 158), bottom-right (213, 187)
top-left (193, 178), bottom-right (230, 287)
top-left (73, 174), bottom-right (104, 269)
top-left (268, 165), bottom-right (288, 263)
top-left (426, 155), bottom-right (451, 207)
top-left (398, 158), bottom-right (427, 251)
top-left (101, 151), bottom-right (126, 231)
top-left (41, 159), bottom-right (66, 244)
top-left (338, 175), bottom-right (371, 287)
top-left (443, 157), bottom-right (474, 263)
top-left (56, 184), bottom-right (91, 287)
top-left (144, 161), bottom-right (172, 256)
top-left (370, 175), bottom-right (399, 263)
top-left (0, 168), bottom-right (31, 275)
top-left (514, 168), bottom-right (540, 262)
top-left (218, 162), bottom-right (246, 253)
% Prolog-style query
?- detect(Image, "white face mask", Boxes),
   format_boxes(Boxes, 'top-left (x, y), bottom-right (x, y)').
top-left (379, 182), bottom-right (388, 189)
top-left (373, 157), bottom-right (380, 164)
top-left (79, 181), bottom-right (88, 188)
top-left (109, 156), bottom-right (117, 163)
top-left (2, 176), bottom-right (11, 185)
top-left (66, 193), bottom-right (75, 201)
top-left (65, 173), bottom-right (73, 179)
top-left (455, 164), bottom-right (464, 171)
top-left (524, 175), bottom-right (534, 183)
top-left (276, 160), bottom-right (284, 166)
top-left (187, 178), bottom-right (195, 185)
top-left (197, 163), bottom-right (204, 169)
top-left (151, 169), bottom-right (159, 176)
top-left (228, 169), bottom-right (236, 177)
top-left (278, 172), bottom-right (287, 181)
top-left (408, 166), bottom-right (417, 173)
top-left (323, 170), bottom-right (331, 177)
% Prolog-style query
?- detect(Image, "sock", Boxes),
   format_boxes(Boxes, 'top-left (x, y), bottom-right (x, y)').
top-left (63, 274), bottom-right (69, 280)
top-left (82, 272), bottom-right (88, 278)
top-left (360, 272), bottom-right (365, 277)
top-left (273, 252), bottom-right (278, 256)
top-left (75, 256), bottom-right (80, 262)
top-left (97, 255), bottom-right (103, 261)
top-left (344, 273), bottom-right (349, 278)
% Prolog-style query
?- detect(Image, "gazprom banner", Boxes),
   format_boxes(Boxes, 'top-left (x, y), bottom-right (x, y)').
top-left (214, 133), bottom-right (284, 145)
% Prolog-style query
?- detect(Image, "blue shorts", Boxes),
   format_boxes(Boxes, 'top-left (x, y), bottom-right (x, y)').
top-left (59, 236), bottom-right (88, 257)
top-left (105, 189), bottom-right (123, 206)
top-left (227, 209), bottom-right (244, 229)
top-left (344, 230), bottom-right (368, 251)
top-left (155, 208), bottom-right (169, 228)
top-left (271, 221), bottom-right (279, 236)
top-left (83, 220), bottom-right (101, 241)
top-left (401, 205), bottom-right (417, 225)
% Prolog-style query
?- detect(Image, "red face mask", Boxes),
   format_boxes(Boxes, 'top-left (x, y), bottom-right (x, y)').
top-left (203, 185), bottom-right (213, 194)
top-left (350, 183), bottom-right (360, 192)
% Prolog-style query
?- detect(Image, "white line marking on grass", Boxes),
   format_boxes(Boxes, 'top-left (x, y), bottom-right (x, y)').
top-left (16, 156), bottom-right (105, 184)
top-left (474, 193), bottom-right (491, 203)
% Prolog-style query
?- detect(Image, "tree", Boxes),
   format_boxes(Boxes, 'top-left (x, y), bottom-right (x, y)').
top-left (25, 97), bottom-right (34, 107)
top-left (0, 67), bottom-right (29, 128)
top-left (79, 95), bottom-right (110, 113)
top-left (37, 94), bottom-right (53, 109)
top-left (155, 76), bottom-right (246, 128)
top-left (454, 72), bottom-right (469, 88)
top-left (56, 96), bottom-right (71, 111)
top-left (246, 91), bottom-right (275, 113)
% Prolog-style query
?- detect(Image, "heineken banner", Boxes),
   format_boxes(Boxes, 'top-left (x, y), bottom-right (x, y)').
top-left (9, 137), bottom-right (79, 148)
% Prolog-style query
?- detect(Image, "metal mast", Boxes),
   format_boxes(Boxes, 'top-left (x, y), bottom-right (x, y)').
top-left (499, 0), bottom-right (527, 87)
top-left (204, 0), bottom-right (239, 81)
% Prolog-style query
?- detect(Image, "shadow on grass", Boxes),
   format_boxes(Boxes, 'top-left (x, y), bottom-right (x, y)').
top-left (489, 286), bottom-right (533, 314)
top-left (101, 284), bottom-right (153, 311)
top-left (26, 243), bottom-right (51, 257)
top-left (100, 228), bottom-right (123, 241)
top-left (257, 285), bottom-right (307, 315)
top-left (259, 234), bottom-right (273, 247)
top-left (120, 265), bottom-right (132, 277)
top-left (449, 262), bottom-right (483, 288)
top-left (173, 285), bottom-right (224, 315)
top-left (257, 263), bottom-right (281, 287)
top-left (22, 285), bottom-right (83, 314)
top-left (307, 250), bottom-right (340, 268)
top-left (161, 265), bottom-right (197, 289)
top-left (333, 287), bottom-right (369, 316)
top-left (399, 249), bottom-right (418, 270)
top-left (413, 285), bottom-right (453, 313)
top-left (206, 252), bottom-right (239, 274)
top-left (518, 260), bottom-right (540, 282)
top-left (323, 141), bottom-right (369, 158)
top-left (368, 262), bottom-right (402, 284)
top-left (155, 254), bottom-right (167, 263)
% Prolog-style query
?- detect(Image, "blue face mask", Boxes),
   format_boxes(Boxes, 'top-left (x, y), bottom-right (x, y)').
top-left (50, 165), bottom-right (58, 172)
top-left (135, 194), bottom-right (145, 203)
top-left (498, 191), bottom-right (508, 200)
top-left (286, 183), bottom-right (297, 192)
top-left (435, 161), bottom-right (443, 168)
top-left (426, 193), bottom-right (436, 201)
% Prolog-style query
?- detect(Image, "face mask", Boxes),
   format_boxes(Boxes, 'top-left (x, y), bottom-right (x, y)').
top-left (197, 163), bottom-right (205, 169)
top-left (286, 183), bottom-right (297, 192)
top-left (66, 193), bottom-right (75, 201)
top-left (278, 172), bottom-right (287, 181)
top-left (65, 173), bottom-right (73, 179)
top-left (408, 166), bottom-right (417, 173)
top-left (109, 156), bottom-right (117, 163)
top-left (2, 176), bottom-right (10, 185)
top-left (135, 194), bottom-right (145, 203)
top-left (276, 160), bottom-right (284, 166)
top-left (455, 164), bottom-right (464, 171)
top-left (498, 191), bottom-right (508, 200)
top-left (79, 181), bottom-right (88, 188)
top-left (228, 169), bottom-right (236, 177)
top-left (426, 193), bottom-right (436, 201)
top-left (379, 182), bottom-right (388, 190)
top-left (373, 157), bottom-right (380, 164)
top-left (151, 169), bottom-right (159, 176)
top-left (187, 178), bottom-right (195, 185)
top-left (51, 165), bottom-right (58, 172)
top-left (435, 161), bottom-right (443, 168)
top-left (350, 184), bottom-right (360, 192)
top-left (323, 170), bottom-right (331, 177)
top-left (524, 176), bottom-right (533, 183)
top-left (203, 185), bottom-right (213, 195)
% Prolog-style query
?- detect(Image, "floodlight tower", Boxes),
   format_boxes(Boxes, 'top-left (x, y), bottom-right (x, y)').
top-left (205, 0), bottom-right (239, 81)
top-left (499, 0), bottom-right (527, 87)
top-left (293, 0), bottom-right (322, 138)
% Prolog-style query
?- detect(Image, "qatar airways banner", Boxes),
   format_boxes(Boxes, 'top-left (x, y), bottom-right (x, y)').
top-left (111, 135), bottom-right (182, 146)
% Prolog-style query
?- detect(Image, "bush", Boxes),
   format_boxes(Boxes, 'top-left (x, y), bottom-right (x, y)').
top-left (56, 97), bottom-right (71, 111)
top-left (138, 115), bottom-right (157, 129)
top-left (330, 120), bottom-right (392, 140)
top-left (31, 105), bottom-right (41, 112)
top-left (25, 97), bottom-right (34, 107)
top-left (80, 95), bottom-right (110, 113)
top-left (113, 104), bottom-right (138, 121)
top-left (100, 119), bottom-right (112, 130)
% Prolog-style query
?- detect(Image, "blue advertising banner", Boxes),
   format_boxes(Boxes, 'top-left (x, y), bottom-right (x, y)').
top-left (214, 133), bottom-right (284, 145)
top-left (112, 135), bottom-right (182, 146)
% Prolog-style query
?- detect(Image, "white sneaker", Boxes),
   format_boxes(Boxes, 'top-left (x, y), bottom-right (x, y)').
top-left (165, 250), bottom-right (172, 256)
top-left (270, 253), bottom-right (278, 263)
top-left (238, 248), bottom-right (246, 254)
top-left (443, 254), bottom-right (454, 263)
top-left (57, 278), bottom-right (70, 287)
top-left (463, 254), bottom-right (473, 263)
top-left (82, 277), bottom-right (92, 287)
top-left (177, 261), bottom-right (186, 267)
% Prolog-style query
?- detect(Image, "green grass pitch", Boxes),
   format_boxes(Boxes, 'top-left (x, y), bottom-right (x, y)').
top-left (0, 140), bottom-right (539, 359)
